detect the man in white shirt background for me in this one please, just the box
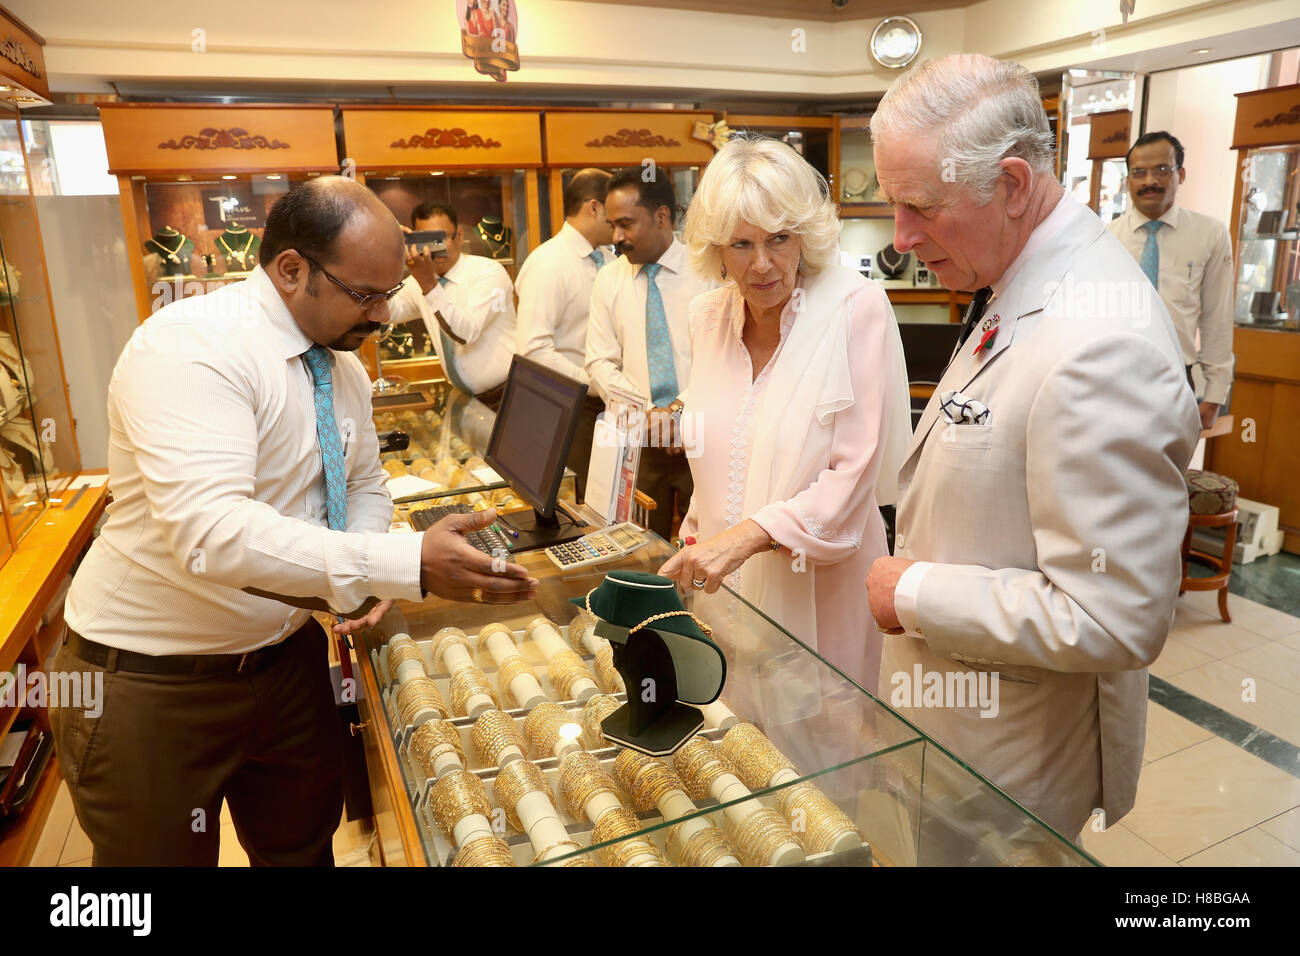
[51,177,537,866]
[1108,131,1235,431]
[586,168,717,540]
[400,202,517,410]
[515,168,613,497]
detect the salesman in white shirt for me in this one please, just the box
[586,168,717,539]
[516,168,614,497]
[51,177,537,866]
[1108,131,1235,430]
[399,202,517,410]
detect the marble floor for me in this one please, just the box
[25,574,1300,868]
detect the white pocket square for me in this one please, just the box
[939,390,991,425]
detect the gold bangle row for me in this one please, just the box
[476,621,514,650]
[546,648,596,700]
[395,676,449,726]
[495,655,537,708]
[613,749,685,812]
[581,694,621,750]
[410,719,466,776]
[558,751,624,821]
[672,737,735,802]
[594,644,624,694]
[731,806,799,867]
[524,616,561,643]
[667,823,739,867]
[386,639,424,676]
[777,784,865,854]
[566,610,598,651]
[453,833,516,867]
[522,700,575,759]
[491,757,553,832]
[431,627,474,669]
[429,768,493,841]
[531,839,590,866]
[720,722,797,790]
[471,709,525,767]
[449,664,499,715]
[590,807,667,867]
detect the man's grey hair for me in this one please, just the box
[870,53,1056,204]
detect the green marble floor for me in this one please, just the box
[1191,549,1300,618]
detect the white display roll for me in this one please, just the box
[578,629,604,657]
[527,619,568,658]
[552,737,582,761]
[714,774,754,812]
[657,789,697,822]
[443,643,475,674]
[452,813,495,848]
[483,630,520,663]
[567,677,600,704]
[394,658,426,685]
[494,744,524,767]
[827,830,864,854]
[582,790,624,824]
[769,767,799,788]
[464,693,495,719]
[702,699,740,731]
[508,674,547,710]
[432,749,465,778]
[516,790,562,836]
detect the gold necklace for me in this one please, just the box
[148,233,186,263]
[217,232,256,268]
[477,219,507,244]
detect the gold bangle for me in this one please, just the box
[495,655,536,708]
[590,807,666,867]
[530,838,586,865]
[471,709,525,767]
[777,784,865,854]
[566,610,598,651]
[431,627,473,669]
[395,676,449,726]
[594,643,625,694]
[410,719,465,776]
[524,616,561,643]
[522,700,575,759]
[476,621,514,650]
[581,694,621,750]
[720,722,796,790]
[558,751,623,821]
[452,833,516,867]
[491,757,553,832]
[547,648,596,700]
[429,768,492,841]
[668,823,739,867]
[613,749,685,812]
[730,806,799,867]
[672,736,735,802]
[449,664,499,716]
[386,639,424,676]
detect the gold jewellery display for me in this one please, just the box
[471,709,526,767]
[410,719,467,777]
[429,768,493,842]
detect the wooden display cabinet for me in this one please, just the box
[1206,84,1300,553]
[541,108,719,238]
[98,104,341,324]
[340,107,545,388]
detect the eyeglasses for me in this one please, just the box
[299,253,405,310]
[1127,164,1178,180]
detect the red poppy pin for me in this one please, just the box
[974,314,1000,355]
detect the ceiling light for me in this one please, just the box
[1192,48,1212,54]
[221,174,238,180]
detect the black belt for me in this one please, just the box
[64,626,301,676]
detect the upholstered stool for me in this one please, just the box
[1180,469,1239,623]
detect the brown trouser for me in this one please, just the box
[637,445,694,541]
[50,617,343,867]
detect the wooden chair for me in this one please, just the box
[1180,469,1239,623]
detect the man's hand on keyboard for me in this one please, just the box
[420,508,538,604]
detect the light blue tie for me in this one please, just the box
[642,261,679,408]
[1140,220,1164,289]
[436,275,473,395]
[588,248,605,269]
[302,345,348,532]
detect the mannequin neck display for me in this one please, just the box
[217,227,260,271]
[476,216,512,259]
[147,227,195,276]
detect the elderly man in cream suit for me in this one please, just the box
[865,54,1200,841]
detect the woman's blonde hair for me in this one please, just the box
[683,134,840,280]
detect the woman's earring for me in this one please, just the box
[797,254,804,273]
[720,264,727,280]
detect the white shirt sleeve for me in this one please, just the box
[1198,223,1235,406]
[517,255,589,382]
[894,561,934,637]
[585,268,641,402]
[425,263,512,346]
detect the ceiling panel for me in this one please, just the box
[586,0,980,23]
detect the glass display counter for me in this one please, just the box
[352,532,1097,867]
[1235,144,1300,328]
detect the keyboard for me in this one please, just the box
[409,503,512,557]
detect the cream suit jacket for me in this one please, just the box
[882,194,1201,839]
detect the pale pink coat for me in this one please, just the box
[679,281,904,694]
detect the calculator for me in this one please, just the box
[545,522,649,569]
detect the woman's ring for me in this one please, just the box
[472,588,485,603]
[692,577,707,589]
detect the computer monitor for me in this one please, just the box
[485,355,589,552]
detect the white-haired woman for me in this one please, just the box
[658,135,911,692]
